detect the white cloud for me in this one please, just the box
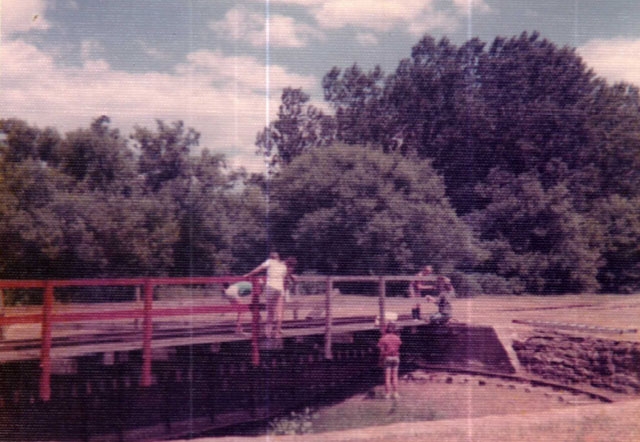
[269,14,325,47]
[0,0,49,35]
[0,40,318,173]
[268,0,323,5]
[407,10,461,37]
[579,38,640,87]
[268,0,488,35]
[210,7,263,45]
[136,40,167,60]
[452,0,490,14]
[311,0,435,31]
[356,32,378,46]
[210,7,323,48]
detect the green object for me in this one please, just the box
[234,281,253,296]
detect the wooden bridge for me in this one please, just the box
[0,275,513,441]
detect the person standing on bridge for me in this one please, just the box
[378,322,402,399]
[408,265,437,298]
[245,251,288,338]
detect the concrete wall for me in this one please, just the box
[513,332,640,394]
[402,323,516,373]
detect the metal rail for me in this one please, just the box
[410,360,616,403]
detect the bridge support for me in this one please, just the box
[39,281,54,401]
[141,280,154,387]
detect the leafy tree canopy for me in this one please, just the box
[0,117,255,281]
[258,31,640,293]
[269,144,484,275]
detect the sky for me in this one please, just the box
[2,0,640,174]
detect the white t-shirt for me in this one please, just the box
[262,258,288,292]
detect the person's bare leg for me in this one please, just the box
[391,366,399,398]
[275,294,284,337]
[385,367,392,398]
[266,293,276,337]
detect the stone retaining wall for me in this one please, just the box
[513,332,640,394]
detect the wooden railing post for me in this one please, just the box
[378,276,386,333]
[133,285,142,330]
[324,276,333,360]
[39,281,54,401]
[0,289,4,340]
[250,278,260,366]
[141,280,153,387]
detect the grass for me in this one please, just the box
[244,395,640,442]
[263,372,602,436]
[310,393,440,434]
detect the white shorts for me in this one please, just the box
[265,286,283,301]
[384,356,400,368]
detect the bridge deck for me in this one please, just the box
[0,294,426,363]
[0,317,423,363]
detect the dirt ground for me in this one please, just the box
[186,292,640,442]
[202,398,640,442]
[335,292,640,340]
[304,371,606,432]
[186,377,640,442]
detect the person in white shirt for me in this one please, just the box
[245,251,288,338]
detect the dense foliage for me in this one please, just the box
[2,31,639,295]
[259,32,640,294]
[268,145,483,275]
[0,116,267,280]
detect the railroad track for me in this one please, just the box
[408,359,617,403]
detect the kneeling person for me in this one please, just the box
[427,277,454,325]
[222,281,253,333]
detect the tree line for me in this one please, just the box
[0,116,266,281]
[1,31,639,296]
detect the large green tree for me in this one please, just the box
[465,170,601,293]
[268,144,483,276]
[0,117,257,280]
[55,116,136,193]
[259,31,640,293]
[130,120,254,276]
[321,33,599,213]
[590,195,640,293]
[256,87,336,168]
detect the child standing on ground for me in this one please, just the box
[377,322,402,399]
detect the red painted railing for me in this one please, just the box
[0,274,433,402]
[0,276,262,402]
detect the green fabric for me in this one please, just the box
[234,281,253,296]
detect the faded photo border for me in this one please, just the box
[1,1,640,441]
